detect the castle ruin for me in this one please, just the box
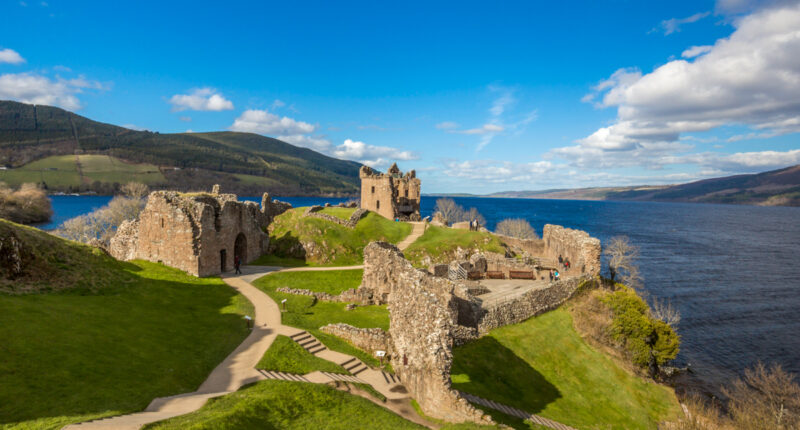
[359,163,421,221]
[110,187,290,277]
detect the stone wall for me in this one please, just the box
[542,224,602,275]
[363,242,492,424]
[320,323,393,357]
[494,233,545,256]
[477,276,589,334]
[110,188,289,277]
[303,206,369,228]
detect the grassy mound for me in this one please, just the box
[252,270,388,368]
[255,208,412,266]
[0,221,253,429]
[145,380,424,429]
[257,335,347,375]
[253,269,363,295]
[451,308,680,430]
[319,207,355,220]
[403,226,507,267]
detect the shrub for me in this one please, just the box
[495,218,538,239]
[0,182,52,224]
[433,198,485,226]
[55,191,146,246]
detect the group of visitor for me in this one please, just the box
[469,219,480,231]
[558,254,571,270]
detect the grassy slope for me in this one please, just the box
[0,154,166,189]
[252,270,388,368]
[451,308,680,430]
[256,207,412,266]
[0,221,252,429]
[145,380,424,430]
[319,207,355,220]
[257,335,347,375]
[403,225,507,267]
[251,269,363,295]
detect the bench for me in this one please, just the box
[485,271,505,279]
[467,271,484,280]
[509,270,535,280]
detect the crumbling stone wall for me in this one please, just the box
[363,242,491,424]
[360,163,421,221]
[495,233,545,256]
[320,323,393,357]
[542,224,601,275]
[110,187,290,277]
[303,206,369,228]
[477,276,589,334]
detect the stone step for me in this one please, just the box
[289,331,308,339]
[381,371,399,384]
[293,334,312,343]
[307,344,327,354]
[299,338,317,347]
[339,357,357,367]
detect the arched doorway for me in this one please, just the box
[234,233,247,265]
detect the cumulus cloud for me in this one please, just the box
[561,3,800,172]
[442,159,554,183]
[0,48,25,64]
[168,88,234,112]
[436,121,459,130]
[230,109,316,135]
[681,45,713,58]
[457,123,505,135]
[332,138,418,167]
[655,11,710,35]
[0,72,105,110]
[277,134,333,152]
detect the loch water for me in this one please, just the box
[41,195,800,397]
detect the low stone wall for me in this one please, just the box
[275,286,372,304]
[485,257,543,279]
[543,224,601,276]
[494,233,545,256]
[303,206,369,228]
[320,323,393,357]
[477,276,589,334]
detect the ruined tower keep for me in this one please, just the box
[359,163,421,221]
[110,187,291,277]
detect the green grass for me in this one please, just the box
[248,254,313,267]
[404,225,508,267]
[319,207,355,220]
[267,207,412,266]
[252,270,389,368]
[251,269,363,295]
[257,335,347,375]
[0,154,165,189]
[145,380,424,429]
[0,258,252,430]
[450,308,681,430]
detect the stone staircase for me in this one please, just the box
[257,369,310,382]
[380,370,400,384]
[290,330,327,355]
[339,356,369,376]
[458,392,577,430]
[320,371,366,384]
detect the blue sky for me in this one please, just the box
[1,0,799,193]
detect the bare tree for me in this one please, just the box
[495,218,538,239]
[55,195,146,247]
[120,182,149,199]
[434,198,464,225]
[604,235,642,288]
[723,362,800,430]
[650,297,681,326]
[0,182,53,224]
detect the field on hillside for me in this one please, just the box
[255,208,412,266]
[0,154,166,190]
[0,223,252,429]
[451,308,680,429]
[403,225,508,267]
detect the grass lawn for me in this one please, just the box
[145,380,424,429]
[266,207,412,266]
[248,254,314,267]
[257,335,347,375]
[252,270,389,368]
[252,269,362,295]
[403,225,507,267]
[0,251,252,429]
[451,308,681,430]
[0,154,165,189]
[319,207,355,220]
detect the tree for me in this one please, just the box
[464,207,486,227]
[0,182,53,224]
[434,198,464,225]
[650,297,681,326]
[55,194,147,247]
[723,362,800,430]
[495,218,538,239]
[120,182,149,199]
[604,235,642,288]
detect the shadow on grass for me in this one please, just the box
[451,336,561,414]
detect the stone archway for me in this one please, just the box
[234,233,247,264]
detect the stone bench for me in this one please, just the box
[509,270,535,280]
[486,271,505,279]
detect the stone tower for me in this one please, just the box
[359,163,421,221]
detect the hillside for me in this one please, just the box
[485,165,800,207]
[0,100,361,196]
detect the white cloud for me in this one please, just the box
[681,45,713,58]
[436,121,459,130]
[168,88,234,112]
[442,159,554,183]
[271,99,285,109]
[457,123,505,135]
[332,139,418,167]
[0,48,25,64]
[0,72,105,110]
[122,124,146,131]
[179,116,192,122]
[230,109,316,135]
[277,134,333,152]
[562,3,800,172]
[655,11,710,35]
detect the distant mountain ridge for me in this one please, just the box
[487,165,800,207]
[0,100,361,196]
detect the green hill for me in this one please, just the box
[0,100,361,196]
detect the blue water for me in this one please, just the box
[41,195,800,396]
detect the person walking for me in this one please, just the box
[549,270,554,282]
[554,269,560,281]
[234,255,242,274]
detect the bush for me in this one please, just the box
[55,185,147,246]
[0,182,52,224]
[495,218,538,239]
[602,287,679,372]
[433,198,485,226]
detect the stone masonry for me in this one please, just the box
[109,186,291,277]
[359,163,421,221]
[542,224,601,275]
